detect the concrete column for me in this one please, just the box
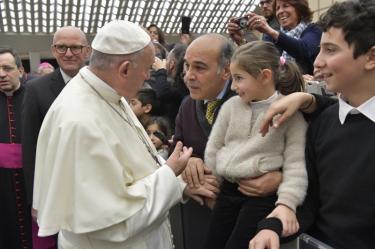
[29,51,41,73]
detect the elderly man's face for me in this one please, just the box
[184,38,227,101]
[51,27,90,77]
[125,44,155,99]
[0,52,22,93]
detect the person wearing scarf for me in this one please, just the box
[246,0,321,75]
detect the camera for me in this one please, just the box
[234,16,249,29]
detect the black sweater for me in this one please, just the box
[298,102,375,249]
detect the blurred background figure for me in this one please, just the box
[145,116,171,160]
[147,24,169,49]
[248,0,321,74]
[36,62,54,77]
[129,88,161,127]
[227,0,279,44]
[228,0,321,75]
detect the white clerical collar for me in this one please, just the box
[60,68,72,84]
[338,95,375,124]
[1,81,21,96]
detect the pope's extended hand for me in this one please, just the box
[166,141,193,176]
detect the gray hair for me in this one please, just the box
[217,40,235,73]
[89,49,142,70]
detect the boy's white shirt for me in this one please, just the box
[338,95,375,124]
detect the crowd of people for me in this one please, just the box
[0,0,374,249]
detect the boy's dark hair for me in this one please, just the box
[137,88,160,115]
[0,48,23,68]
[145,116,171,145]
[318,0,375,59]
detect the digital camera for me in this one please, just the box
[234,16,248,29]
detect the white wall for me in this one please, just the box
[309,0,346,21]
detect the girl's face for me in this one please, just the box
[146,123,164,149]
[275,0,299,30]
[230,63,274,103]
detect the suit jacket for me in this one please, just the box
[171,82,235,249]
[22,69,66,204]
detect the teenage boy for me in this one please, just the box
[249,0,375,248]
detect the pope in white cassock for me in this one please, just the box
[32,20,215,249]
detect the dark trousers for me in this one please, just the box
[204,180,276,249]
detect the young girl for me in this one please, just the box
[145,116,171,160]
[203,41,308,249]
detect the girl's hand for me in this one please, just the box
[249,229,279,249]
[267,204,299,237]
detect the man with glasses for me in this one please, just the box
[21,26,90,249]
[227,0,279,45]
[0,48,32,249]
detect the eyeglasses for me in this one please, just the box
[259,0,272,6]
[53,44,87,55]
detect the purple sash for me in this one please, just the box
[0,143,22,169]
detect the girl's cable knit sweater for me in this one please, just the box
[204,93,308,211]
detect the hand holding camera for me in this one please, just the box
[227,17,246,45]
[233,16,249,30]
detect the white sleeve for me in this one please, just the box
[86,165,184,242]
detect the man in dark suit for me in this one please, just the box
[172,34,282,249]
[0,47,32,249]
[21,26,90,249]
[171,34,234,249]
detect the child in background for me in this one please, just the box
[202,41,308,249]
[129,88,160,126]
[145,116,171,160]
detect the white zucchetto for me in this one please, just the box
[92,20,151,55]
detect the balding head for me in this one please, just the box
[184,33,233,100]
[188,34,234,72]
[51,26,91,77]
[53,26,87,45]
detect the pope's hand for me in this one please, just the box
[166,141,193,176]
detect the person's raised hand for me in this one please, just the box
[152,57,167,71]
[166,141,193,176]
[227,17,245,45]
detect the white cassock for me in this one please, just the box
[33,66,186,249]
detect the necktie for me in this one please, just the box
[205,100,220,125]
